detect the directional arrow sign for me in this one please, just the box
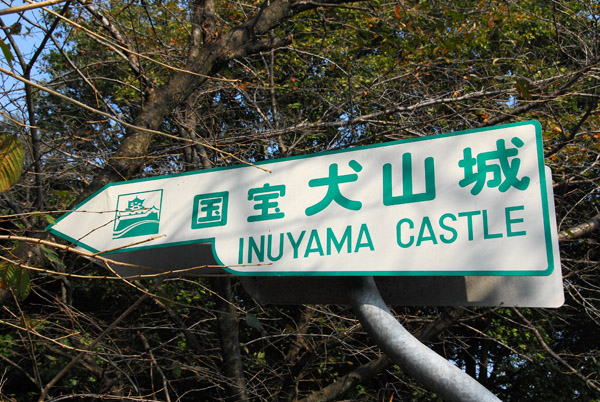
[48,121,557,276]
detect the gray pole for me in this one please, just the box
[349,276,501,402]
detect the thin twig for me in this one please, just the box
[514,308,600,393]
[38,282,161,401]
[0,66,271,172]
[0,0,66,16]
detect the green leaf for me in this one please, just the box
[32,212,56,225]
[0,262,31,301]
[0,134,23,193]
[246,312,263,332]
[40,245,65,270]
[0,38,13,67]
[515,77,532,100]
[172,362,182,378]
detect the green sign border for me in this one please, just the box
[47,120,555,276]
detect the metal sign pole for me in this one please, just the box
[350,276,501,402]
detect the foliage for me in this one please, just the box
[0,37,13,67]
[0,261,30,301]
[0,134,23,193]
[0,1,599,401]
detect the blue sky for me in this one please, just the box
[1,3,46,115]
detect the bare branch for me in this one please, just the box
[559,214,600,241]
[514,309,600,394]
[0,0,67,16]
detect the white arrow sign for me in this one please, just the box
[48,121,557,276]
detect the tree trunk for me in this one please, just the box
[213,277,248,401]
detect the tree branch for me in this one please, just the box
[558,214,600,241]
[38,285,157,401]
[299,307,467,402]
[213,277,248,401]
[298,355,391,402]
[0,0,67,16]
[484,59,600,127]
[79,0,154,90]
[1,1,71,209]
[514,308,600,393]
[82,0,369,198]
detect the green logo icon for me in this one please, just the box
[192,191,229,229]
[113,190,163,239]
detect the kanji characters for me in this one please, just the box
[190,135,532,232]
[383,153,436,205]
[458,137,530,195]
[305,160,363,216]
[191,191,229,229]
[247,183,286,222]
